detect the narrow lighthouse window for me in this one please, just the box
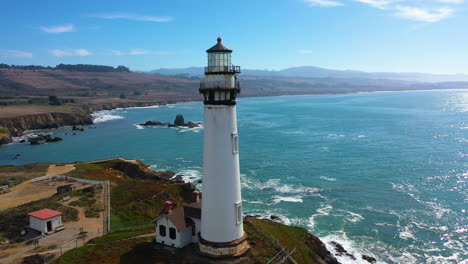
[232,133,239,154]
[235,201,242,225]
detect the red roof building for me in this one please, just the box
[28,209,62,220]
[29,208,64,233]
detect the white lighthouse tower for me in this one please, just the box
[198,37,250,258]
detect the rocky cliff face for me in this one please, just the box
[0,112,93,144]
[0,100,193,146]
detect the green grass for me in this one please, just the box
[0,163,49,174]
[87,228,153,244]
[85,206,103,218]
[52,245,95,264]
[242,218,330,264]
[70,197,96,207]
[52,237,150,264]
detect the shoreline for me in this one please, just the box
[2,87,467,146]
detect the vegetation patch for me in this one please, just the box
[0,163,50,190]
[69,197,96,207]
[87,228,153,244]
[0,195,78,242]
[52,237,150,264]
[110,180,193,230]
[0,177,25,188]
[85,206,103,218]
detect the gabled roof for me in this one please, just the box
[167,207,194,231]
[28,209,62,220]
[206,37,232,53]
[155,202,201,231]
[184,202,201,219]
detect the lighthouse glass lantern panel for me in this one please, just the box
[208,52,231,72]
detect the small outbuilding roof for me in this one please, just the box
[28,209,62,220]
[168,207,195,231]
[155,202,201,231]
[206,37,233,53]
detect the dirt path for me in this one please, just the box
[46,164,75,175]
[0,164,76,211]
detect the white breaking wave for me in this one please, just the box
[280,130,305,135]
[91,110,124,123]
[243,178,320,195]
[346,211,364,223]
[177,125,204,133]
[174,168,203,185]
[308,204,333,230]
[133,124,144,130]
[320,231,381,264]
[273,195,303,204]
[320,176,337,182]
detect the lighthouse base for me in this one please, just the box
[198,234,250,259]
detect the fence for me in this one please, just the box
[110,224,154,233]
[31,174,108,186]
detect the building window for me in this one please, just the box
[169,227,176,240]
[159,225,166,237]
[232,133,239,154]
[235,201,242,225]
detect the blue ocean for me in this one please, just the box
[0,90,467,263]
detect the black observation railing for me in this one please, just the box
[200,80,240,89]
[204,65,241,74]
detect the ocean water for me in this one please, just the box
[1,90,467,263]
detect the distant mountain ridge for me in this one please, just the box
[149,66,468,83]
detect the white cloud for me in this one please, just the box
[0,49,33,58]
[40,24,75,33]
[128,49,149,55]
[88,13,172,22]
[436,0,464,3]
[304,0,460,22]
[298,49,313,54]
[108,49,168,56]
[51,49,91,57]
[305,0,344,7]
[354,0,391,9]
[395,5,454,22]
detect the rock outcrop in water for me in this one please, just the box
[27,134,63,145]
[140,114,201,128]
[140,120,169,126]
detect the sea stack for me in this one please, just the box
[198,37,249,257]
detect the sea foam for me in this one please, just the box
[91,110,124,123]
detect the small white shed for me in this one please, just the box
[28,209,64,234]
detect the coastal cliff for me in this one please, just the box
[0,112,93,144]
[0,100,194,145]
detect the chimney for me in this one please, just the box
[164,201,173,214]
[192,191,200,203]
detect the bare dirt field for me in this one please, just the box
[1,197,104,264]
[0,163,106,263]
[0,165,76,211]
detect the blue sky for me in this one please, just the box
[1,0,467,73]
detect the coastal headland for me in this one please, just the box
[0,158,376,264]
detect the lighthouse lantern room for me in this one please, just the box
[198,38,250,258]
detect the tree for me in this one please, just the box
[119,93,126,99]
[48,96,61,105]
